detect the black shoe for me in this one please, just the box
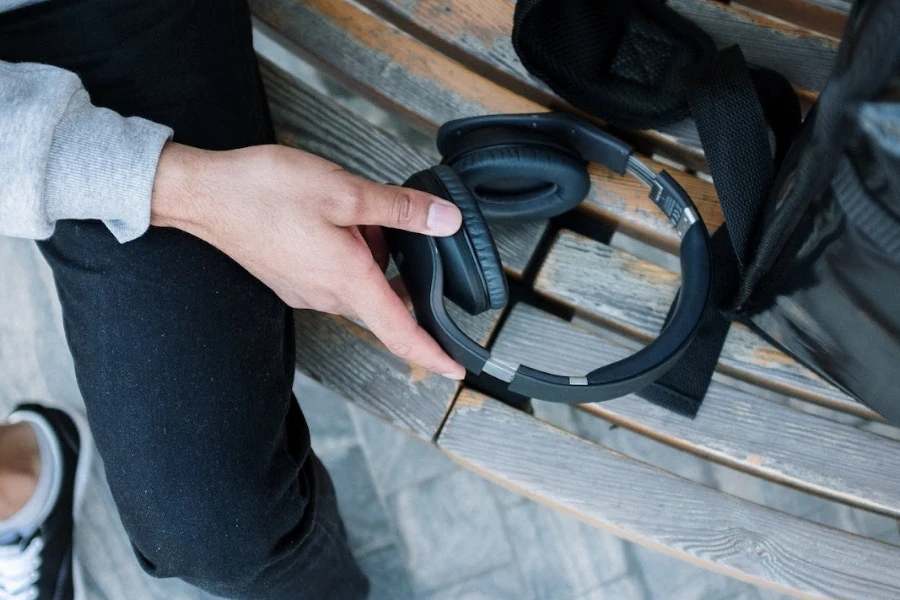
[0,404,92,600]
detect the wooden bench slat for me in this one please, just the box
[803,0,853,13]
[293,303,498,440]
[668,0,838,92]
[732,0,848,39]
[491,303,900,517]
[439,390,900,600]
[489,221,549,278]
[251,0,535,133]
[358,0,539,100]
[262,58,432,179]
[261,57,548,276]
[294,312,454,440]
[250,0,724,251]
[533,230,866,415]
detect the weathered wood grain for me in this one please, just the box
[533,231,864,415]
[492,303,900,516]
[668,0,839,91]
[294,305,499,440]
[262,58,433,179]
[439,390,900,600]
[250,0,532,133]
[732,0,848,38]
[359,0,542,100]
[250,0,724,251]
[447,302,502,346]
[261,58,548,276]
[804,0,852,13]
[490,220,549,278]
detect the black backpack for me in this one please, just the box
[512,0,900,423]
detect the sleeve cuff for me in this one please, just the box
[43,89,174,243]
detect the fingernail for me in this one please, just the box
[442,371,465,381]
[427,200,462,236]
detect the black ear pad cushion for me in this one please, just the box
[442,128,591,221]
[402,166,509,314]
[431,166,509,313]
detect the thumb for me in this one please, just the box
[329,175,462,236]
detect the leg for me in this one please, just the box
[0,422,40,519]
[0,1,367,598]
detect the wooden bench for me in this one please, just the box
[249,1,900,597]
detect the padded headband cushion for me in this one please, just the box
[404,166,509,314]
[442,127,591,221]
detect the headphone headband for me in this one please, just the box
[439,114,700,237]
[438,113,632,174]
[387,113,712,404]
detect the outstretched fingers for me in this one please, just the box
[353,265,465,380]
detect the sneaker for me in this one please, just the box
[0,404,92,600]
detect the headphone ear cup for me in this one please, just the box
[442,127,591,220]
[402,166,509,315]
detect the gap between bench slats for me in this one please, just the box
[533,230,867,416]
[249,0,725,252]
[490,302,900,517]
[439,390,900,600]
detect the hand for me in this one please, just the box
[150,142,466,380]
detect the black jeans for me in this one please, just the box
[0,1,369,598]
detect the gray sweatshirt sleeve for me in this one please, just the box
[1,60,174,243]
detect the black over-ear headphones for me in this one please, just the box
[385,113,712,403]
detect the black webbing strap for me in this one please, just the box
[685,47,776,267]
[640,47,781,416]
[512,0,802,416]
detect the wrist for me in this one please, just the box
[150,142,211,236]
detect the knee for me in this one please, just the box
[124,473,316,598]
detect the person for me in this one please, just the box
[0,403,90,600]
[0,0,467,598]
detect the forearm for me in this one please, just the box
[0,60,172,242]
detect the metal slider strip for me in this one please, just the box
[624,155,698,238]
[482,357,519,383]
